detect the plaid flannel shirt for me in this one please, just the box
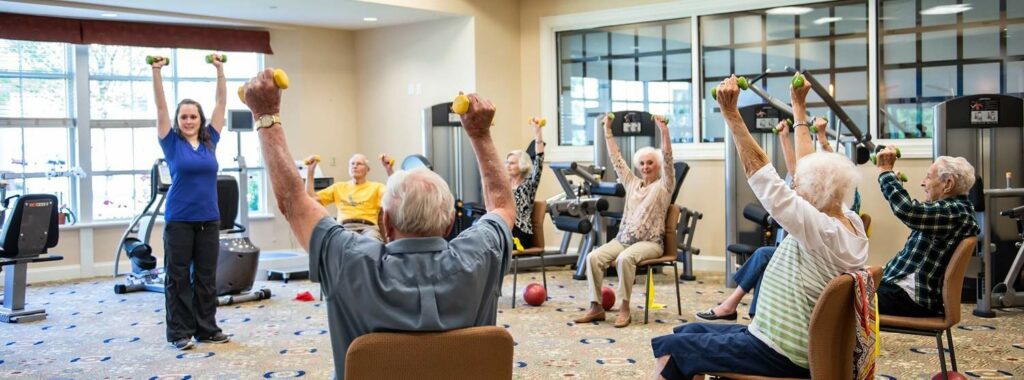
[878,171,979,312]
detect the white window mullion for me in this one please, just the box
[74,44,94,223]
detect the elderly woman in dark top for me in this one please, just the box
[506,118,545,248]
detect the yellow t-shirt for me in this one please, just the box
[317,181,385,224]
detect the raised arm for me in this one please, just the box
[875,147,962,234]
[243,69,328,251]
[151,58,172,139]
[655,115,675,193]
[716,75,770,177]
[460,94,515,228]
[777,120,797,178]
[790,75,815,160]
[531,118,545,155]
[304,155,320,200]
[209,55,227,134]
[814,118,833,153]
[603,113,636,184]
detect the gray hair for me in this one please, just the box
[793,152,860,211]
[507,150,532,175]
[632,147,663,179]
[382,168,455,236]
[935,156,976,196]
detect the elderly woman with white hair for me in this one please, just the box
[874,149,979,317]
[506,118,545,248]
[574,114,673,328]
[650,76,868,379]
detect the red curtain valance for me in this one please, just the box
[0,12,273,54]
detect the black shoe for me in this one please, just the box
[694,308,737,322]
[197,332,231,344]
[171,338,194,350]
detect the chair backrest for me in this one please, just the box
[0,194,59,259]
[807,274,857,379]
[345,326,514,380]
[670,161,690,204]
[217,175,239,231]
[663,205,681,258]
[530,200,546,248]
[942,236,978,327]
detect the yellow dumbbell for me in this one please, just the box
[452,92,470,115]
[238,68,290,103]
[304,155,321,166]
[530,117,547,127]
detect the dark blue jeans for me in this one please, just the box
[733,246,775,317]
[651,323,809,379]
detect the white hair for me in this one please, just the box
[632,147,663,179]
[934,156,976,196]
[793,152,860,211]
[507,150,532,175]
[382,168,455,236]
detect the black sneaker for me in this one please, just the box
[171,338,194,350]
[694,308,738,322]
[197,332,231,344]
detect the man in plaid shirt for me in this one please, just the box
[876,147,980,316]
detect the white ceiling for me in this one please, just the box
[0,0,456,30]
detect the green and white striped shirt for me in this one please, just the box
[746,164,869,368]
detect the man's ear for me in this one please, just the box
[943,177,956,195]
[443,212,456,237]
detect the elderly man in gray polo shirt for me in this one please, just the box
[239,69,515,380]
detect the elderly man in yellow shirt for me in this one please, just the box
[305,153,395,242]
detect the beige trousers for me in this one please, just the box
[342,222,384,242]
[585,239,662,304]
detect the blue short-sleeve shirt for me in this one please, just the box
[158,125,221,222]
[309,212,512,379]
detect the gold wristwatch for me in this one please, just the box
[255,114,281,130]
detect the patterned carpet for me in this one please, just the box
[2,267,1023,379]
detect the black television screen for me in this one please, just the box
[228,109,253,131]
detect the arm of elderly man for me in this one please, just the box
[876,150,974,235]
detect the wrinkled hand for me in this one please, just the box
[876,146,899,172]
[242,68,282,119]
[776,120,790,138]
[151,58,168,69]
[715,75,741,113]
[603,112,614,135]
[211,56,224,69]
[654,115,669,131]
[790,75,811,106]
[458,93,496,138]
[304,154,320,168]
[813,117,828,138]
[530,119,543,136]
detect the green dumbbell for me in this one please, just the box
[869,146,902,165]
[792,72,805,88]
[205,54,228,64]
[710,76,750,101]
[895,171,909,183]
[772,118,793,135]
[146,55,170,65]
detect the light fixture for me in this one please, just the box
[100,13,118,17]
[920,4,972,15]
[363,17,378,22]
[766,7,814,16]
[813,16,843,25]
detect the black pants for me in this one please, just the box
[164,221,222,342]
[512,228,536,249]
[877,282,942,317]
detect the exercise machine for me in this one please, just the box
[547,161,614,279]
[1,194,64,323]
[934,94,1024,317]
[992,204,1024,308]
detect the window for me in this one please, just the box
[700,1,869,142]
[1,38,267,223]
[88,45,266,220]
[879,0,1024,139]
[0,40,75,211]
[557,18,694,146]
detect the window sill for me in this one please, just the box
[58,213,277,231]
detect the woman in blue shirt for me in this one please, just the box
[151,54,228,350]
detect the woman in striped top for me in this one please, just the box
[650,76,868,379]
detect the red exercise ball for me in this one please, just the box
[523,283,546,306]
[931,372,968,380]
[601,286,616,311]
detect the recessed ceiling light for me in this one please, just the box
[921,4,972,15]
[813,16,843,25]
[100,13,117,17]
[363,17,378,22]
[766,7,814,15]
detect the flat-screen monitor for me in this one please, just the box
[228,109,253,131]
